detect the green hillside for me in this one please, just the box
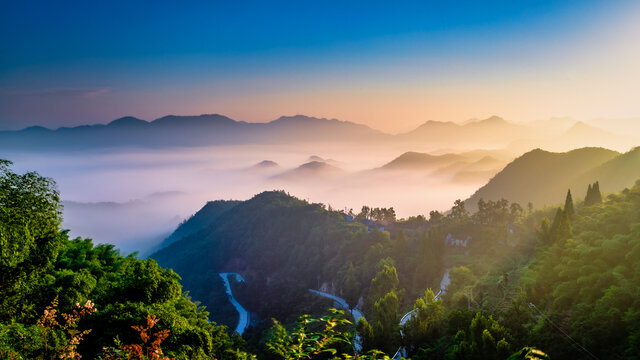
[466,147,620,209]
[160,199,241,248]
[575,146,640,195]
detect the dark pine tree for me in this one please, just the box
[584,181,603,206]
[585,183,593,205]
[564,189,575,220]
[592,181,603,204]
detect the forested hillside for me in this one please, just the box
[160,199,241,248]
[465,147,640,209]
[152,192,441,329]
[408,179,640,359]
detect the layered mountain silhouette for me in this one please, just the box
[0,114,389,150]
[397,116,543,149]
[271,161,344,182]
[380,152,467,171]
[465,147,640,209]
[372,151,508,185]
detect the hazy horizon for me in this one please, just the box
[2,1,640,132]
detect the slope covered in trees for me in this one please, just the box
[423,179,640,359]
[465,147,628,209]
[150,191,456,346]
[160,199,241,248]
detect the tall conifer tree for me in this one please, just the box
[592,181,603,204]
[564,189,575,220]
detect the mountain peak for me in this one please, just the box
[472,115,507,125]
[382,151,465,170]
[108,116,148,127]
[151,114,237,126]
[252,160,280,169]
[567,121,593,131]
[273,115,324,123]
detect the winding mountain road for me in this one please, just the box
[218,266,451,354]
[309,289,365,352]
[219,272,250,335]
[392,268,451,359]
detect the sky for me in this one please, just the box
[1,0,639,132]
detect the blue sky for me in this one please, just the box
[1,0,638,131]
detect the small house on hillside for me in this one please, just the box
[445,233,471,247]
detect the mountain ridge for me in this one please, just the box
[464,146,631,209]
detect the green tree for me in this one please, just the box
[343,263,361,308]
[584,181,603,206]
[402,289,445,350]
[367,265,399,308]
[0,159,64,322]
[371,291,400,354]
[549,208,571,243]
[448,199,469,223]
[446,266,475,308]
[563,189,574,220]
[448,313,513,360]
[393,229,409,260]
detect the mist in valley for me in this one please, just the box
[3,115,639,255]
[3,143,489,255]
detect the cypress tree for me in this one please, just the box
[556,209,572,241]
[585,182,603,206]
[550,208,563,236]
[585,183,593,205]
[550,208,572,242]
[592,181,603,204]
[564,189,575,220]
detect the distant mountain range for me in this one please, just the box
[465,146,640,209]
[0,114,389,150]
[2,113,637,152]
[398,116,541,148]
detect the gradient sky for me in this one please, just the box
[1,0,639,132]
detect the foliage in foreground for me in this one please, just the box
[0,160,245,359]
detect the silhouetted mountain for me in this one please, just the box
[0,114,388,150]
[3,113,637,152]
[251,160,280,170]
[151,191,363,326]
[575,147,640,195]
[108,116,150,128]
[508,121,638,153]
[381,152,467,171]
[272,161,344,181]
[561,121,618,142]
[399,116,539,148]
[588,117,640,136]
[466,147,620,209]
[432,156,506,181]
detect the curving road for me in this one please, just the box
[219,272,250,335]
[309,267,452,358]
[309,289,365,352]
[217,266,450,353]
[392,268,451,359]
